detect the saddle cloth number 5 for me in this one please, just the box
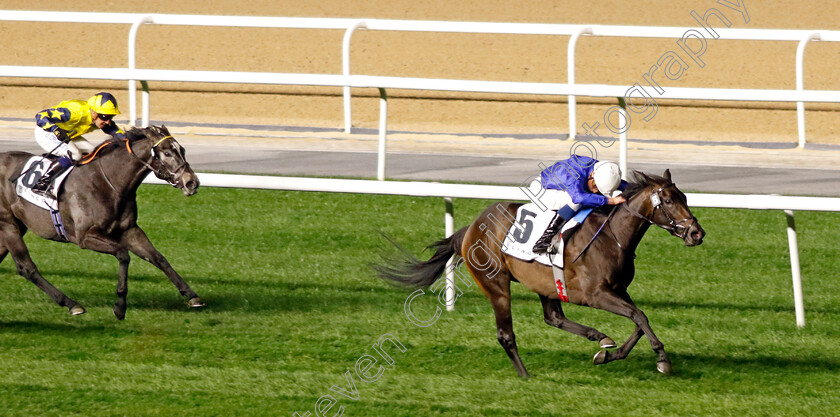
[512,209,537,243]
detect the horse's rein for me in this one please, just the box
[572,204,620,263]
[96,158,117,192]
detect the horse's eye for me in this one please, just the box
[664,198,673,204]
[163,151,172,157]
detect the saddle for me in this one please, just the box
[14,155,75,240]
[501,204,593,302]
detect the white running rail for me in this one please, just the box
[145,173,840,327]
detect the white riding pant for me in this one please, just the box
[34,127,94,161]
[540,189,581,220]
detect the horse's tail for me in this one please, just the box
[375,226,468,288]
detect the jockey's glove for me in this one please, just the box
[54,129,71,144]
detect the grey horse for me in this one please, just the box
[0,125,202,319]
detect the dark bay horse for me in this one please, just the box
[378,170,705,376]
[0,125,202,319]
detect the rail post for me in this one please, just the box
[141,81,150,127]
[795,32,821,149]
[567,26,593,140]
[444,197,455,311]
[377,88,388,181]
[128,15,153,127]
[343,20,367,134]
[618,97,629,180]
[784,210,806,327]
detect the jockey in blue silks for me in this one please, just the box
[532,154,628,254]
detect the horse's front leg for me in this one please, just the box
[589,290,672,374]
[121,227,203,308]
[593,325,644,365]
[77,232,131,319]
[114,250,130,320]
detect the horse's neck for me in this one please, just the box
[100,140,152,191]
[610,196,654,254]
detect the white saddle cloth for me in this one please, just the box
[501,203,593,268]
[15,156,74,211]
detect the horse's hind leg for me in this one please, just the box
[0,224,85,315]
[122,227,203,308]
[0,220,23,266]
[539,295,616,348]
[478,269,530,378]
[491,293,530,378]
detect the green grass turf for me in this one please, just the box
[0,185,838,416]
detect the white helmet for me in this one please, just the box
[592,161,622,197]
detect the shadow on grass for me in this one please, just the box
[2,266,429,317]
[677,351,840,373]
[0,320,138,336]
[399,343,840,381]
[175,284,407,314]
[637,299,840,316]
[25,278,410,315]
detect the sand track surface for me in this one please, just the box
[2,1,839,145]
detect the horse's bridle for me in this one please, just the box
[126,135,189,187]
[624,184,697,239]
[573,183,697,263]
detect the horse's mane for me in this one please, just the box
[81,127,151,162]
[591,170,669,215]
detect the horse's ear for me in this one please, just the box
[627,170,646,185]
[663,169,672,182]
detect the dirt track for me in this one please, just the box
[2,1,840,144]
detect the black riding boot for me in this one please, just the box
[532,212,568,254]
[30,163,69,199]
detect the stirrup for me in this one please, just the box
[532,242,558,254]
[31,187,57,199]
[30,180,57,197]
[31,176,58,199]
[532,235,556,254]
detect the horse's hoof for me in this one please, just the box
[593,350,608,365]
[599,337,617,349]
[188,297,205,308]
[657,361,672,375]
[114,308,126,321]
[69,305,86,315]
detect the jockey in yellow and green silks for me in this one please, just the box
[31,92,126,197]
